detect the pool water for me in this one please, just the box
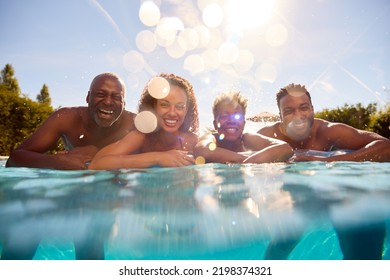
[0,160,389,260]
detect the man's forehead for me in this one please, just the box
[281,92,310,104]
[92,77,124,91]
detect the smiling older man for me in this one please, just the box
[6,72,136,170]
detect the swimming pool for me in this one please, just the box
[0,160,389,260]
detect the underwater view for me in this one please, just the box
[1,160,389,260]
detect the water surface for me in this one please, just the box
[0,160,389,260]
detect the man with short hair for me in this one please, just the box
[258,83,390,162]
[6,72,136,170]
[258,83,390,259]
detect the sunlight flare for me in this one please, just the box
[227,0,275,28]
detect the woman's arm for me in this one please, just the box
[89,130,196,169]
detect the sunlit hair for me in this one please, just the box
[138,73,199,133]
[212,90,248,118]
[89,72,126,95]
[276,83,312,109]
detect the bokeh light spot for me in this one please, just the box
[184,54,205,75]
[218,42,239,64]
[156,17,184,41]
[255,63,277,83]
[233,49,254,72]
[227,0,274,28]
[123,50,145,73]
[218,134,225,140]
[288,91,306,97]
[201,49,220,70]
[135,111,158,133]
[136,30,157,53]
[202,3,223,28]
[208,142,217,151]
[195,156,206,165]
[139,1,161,27]
[166,38,186,58]
[194,25,211,48]
[178,28,199,51]
[147,76,170,99]
[266,24,288,47]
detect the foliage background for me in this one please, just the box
[0,64,62,156]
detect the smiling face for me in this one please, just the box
[279,91,314,141]
[214,101,245,142]
[154,85,188,133]
[86,74,125,127]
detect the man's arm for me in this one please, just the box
[295,123,390,162]
[6,108,96,170]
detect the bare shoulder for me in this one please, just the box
[316,118,385,141]
[52,106,85,118]
[121,110,136,119]
[315,118,357,135]
[257,123,279,136]
[42,107,84,126]
[117,110,136,129]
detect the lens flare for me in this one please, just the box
[123,50,144,73]
[202,3,223,28]
[233,50,254,72]
[208,142,217,151]
[135,111,158,133]
[195,156,206,165]
[147,77,170,99]
[266,24,288,47]
[184,54,205,75]
[139,1,160,27]
[136,30,157,53]
[218,42,239,64]
[255,63,277,83]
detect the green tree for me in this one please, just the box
[1,63,21,94]
[369,106,390,138]
[0,87,54,155]
[36,83,52,105]
[315,103,376,130]
[0,64,59,156]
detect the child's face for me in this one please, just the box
[214,102,245,142]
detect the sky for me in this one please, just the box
[1,0,389,132]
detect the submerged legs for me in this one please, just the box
[335,222,386,260]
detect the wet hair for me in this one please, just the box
[138,73,199,133]
[212,90,248,118]
[89,72,126,95]
[276,83,312,109]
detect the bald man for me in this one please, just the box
[6,72,136,170]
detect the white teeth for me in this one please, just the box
[165,119,177,124]
[100,109,113,114]
[226,128,237,133]
[293,122,305,128]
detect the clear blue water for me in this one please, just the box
[0,160,389,260]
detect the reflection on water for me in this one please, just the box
[0,161,389,260]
